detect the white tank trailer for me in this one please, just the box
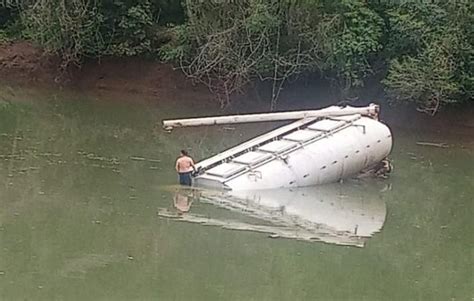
[163,104,393,191]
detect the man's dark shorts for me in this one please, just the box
[178,172,192,186]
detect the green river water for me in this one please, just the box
[0,86,472,300]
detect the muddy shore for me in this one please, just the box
[0,41,212,104]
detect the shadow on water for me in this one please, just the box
[159,182,388,248]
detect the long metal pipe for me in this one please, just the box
[162,104,379,129]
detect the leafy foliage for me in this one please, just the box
[382,2,473,114]
[21,0,105,69]
[0,0,472,112]
[323,0,384,89]
[162,0,284,106]
[96,0,162,57]
[160,0,386,106]
[0,29,9,43]
[4,0,185,68]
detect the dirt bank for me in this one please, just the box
[0,41,60,84]
[0,41,213,105]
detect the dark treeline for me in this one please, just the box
[0,0,472,113]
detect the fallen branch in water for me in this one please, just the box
[416,142,449,148]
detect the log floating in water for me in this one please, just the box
[163,104,379,129]
[416,142,449,148]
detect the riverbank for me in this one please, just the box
[1,41,473,139]
[0,41,59,85]
[0,41,213,106]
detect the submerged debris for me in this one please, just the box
[416,141,449,148]
[130,156,146,161]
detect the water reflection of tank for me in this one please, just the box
[228,185,387,238]
[160,184,387,247]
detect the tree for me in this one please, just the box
[382,2,473,114]
[161,0,385,108]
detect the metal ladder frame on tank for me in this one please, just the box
[195,114,363,183]
[194,117,319,172]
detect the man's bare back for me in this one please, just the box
[176,150,195,186]
[176,156,195,173]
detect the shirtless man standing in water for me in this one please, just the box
[175,150,195,186]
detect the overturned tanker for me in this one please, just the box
[163,104,392,190]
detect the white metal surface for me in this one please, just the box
[307,119,343,132]
[163,104,379,129]
[283,130,322,142]
[258,140,297,153]
[206,163,246,178]
[194,115,392,190]
[232,151,272,166]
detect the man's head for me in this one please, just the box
[180,149,188,156]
